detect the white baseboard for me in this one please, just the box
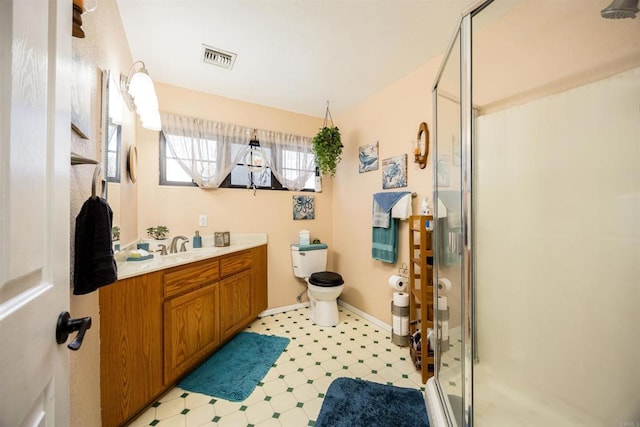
[261,300,460,340]
[337,299,392,332]
[258,302,309,318]
[258,300,392,333]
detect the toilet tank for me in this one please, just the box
[291,244,328,278]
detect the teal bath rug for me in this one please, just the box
[316,377,430,427]
[179,332,290,402]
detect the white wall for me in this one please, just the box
[475,67,640,424]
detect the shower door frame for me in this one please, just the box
[430,1,493,426]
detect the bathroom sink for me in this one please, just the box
[163,247,221,261]
[162,253,194,262]
[190,247,221,254]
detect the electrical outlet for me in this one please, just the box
[199,214,208,227]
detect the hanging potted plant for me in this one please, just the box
[312,101,343,177]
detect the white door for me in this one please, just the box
[0,1,72,426]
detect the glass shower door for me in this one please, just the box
[433,24,465,427]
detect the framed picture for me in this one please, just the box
[382,154,407,189]
[70,53,93,139]
[358,141,379,173]
[293,195,315,220]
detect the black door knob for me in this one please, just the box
[56,311,92,351]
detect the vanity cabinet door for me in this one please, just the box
[251,245,268,317]
[220,269,253,341]
[164,282,220,385]
[99,271,165,427]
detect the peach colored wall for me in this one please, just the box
[69,1,134,425]
[333,56,442,324]
[135,84,328,309]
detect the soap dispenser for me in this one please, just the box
[193,230,202,248]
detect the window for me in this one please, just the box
[106,121,121,183]
[160,133,315,191]
[279,146,316,190]
[159,132,214,186]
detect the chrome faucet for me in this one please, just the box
[156,244,168,256]
[169,236,188,254]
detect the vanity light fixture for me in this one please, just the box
[120,61,161,131]
[413,122,430,169]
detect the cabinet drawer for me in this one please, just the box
[164,259,219,298]
[220,250,252,277]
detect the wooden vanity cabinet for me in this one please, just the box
[99,270,165,427]
[163,258,221,385]
[100,245,267,427]
[218,249,252,340]
[220,269,252,341]
[250,244,268,318]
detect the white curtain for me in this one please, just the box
[257,129,314,191]
[161,112,251,188]
[161,112,314,190]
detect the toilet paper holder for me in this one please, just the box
[391,301,410,347]
[388,263,410,291]
[388,275,408,292]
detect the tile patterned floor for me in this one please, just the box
[127,306,426,427]
[439,330,462,400]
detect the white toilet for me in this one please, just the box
[291,243,344,327]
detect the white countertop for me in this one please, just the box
[116,233,267,280]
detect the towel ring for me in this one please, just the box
[70,152,103,200]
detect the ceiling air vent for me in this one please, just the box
[202,44,237,70]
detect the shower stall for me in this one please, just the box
[426,1,640,426]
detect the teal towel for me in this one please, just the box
[373,191,411,212]
[372,218,398,264]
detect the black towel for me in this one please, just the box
[73,197,118,295]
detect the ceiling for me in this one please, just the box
[115,0,473,117]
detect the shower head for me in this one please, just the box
[601,0,639,19]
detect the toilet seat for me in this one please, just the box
[309,271,344,287]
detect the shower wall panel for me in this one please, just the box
[474,66,640,424]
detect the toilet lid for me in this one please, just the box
[309,271,344,287]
